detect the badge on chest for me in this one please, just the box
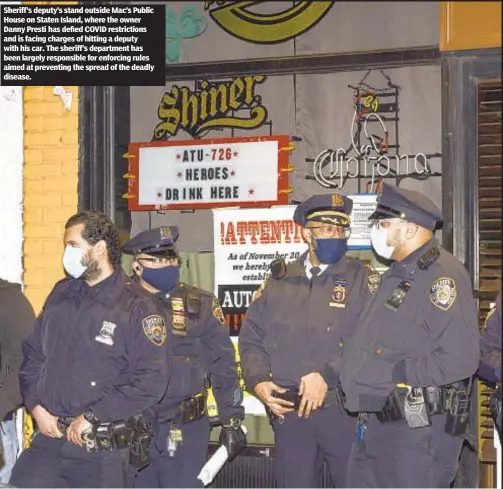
[95,321,117,346]
[329,280,347,308]
[171,297,187,336]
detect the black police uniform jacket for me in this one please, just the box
[339,238,480,413]
[19,268,171,423]
[239,252,380,391]
[156,283,244,424]
[479,292,501,383]
[0,279,36,421]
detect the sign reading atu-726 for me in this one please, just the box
[126,135,292,211]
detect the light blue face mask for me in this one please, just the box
[62,246,88,279]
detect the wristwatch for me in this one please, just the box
[83,411,100,425]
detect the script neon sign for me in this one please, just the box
[313,91,434,189]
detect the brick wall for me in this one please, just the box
[23,86,79,314]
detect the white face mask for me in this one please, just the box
[370,224,395,260]
[63,246,88,278]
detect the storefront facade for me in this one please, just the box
[440,2,502,486]
[10,1,500,486]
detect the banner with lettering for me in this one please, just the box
[213,205,308,415]
[213,205,308,335]
[126,135,292,211]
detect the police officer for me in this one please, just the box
[124,226,246,488]
[479,292,501,441]
[339,183,480,488]
[239,193,381,488]
[10,211,170,488]
[0,277,36,483]
[479,292,501,383]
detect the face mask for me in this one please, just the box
[141,266,180,292]
[63,246,88,279]
[370,225,395,260]
[313,237,348,264]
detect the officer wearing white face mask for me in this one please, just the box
[11,211,170,488]
[339,183,480,488]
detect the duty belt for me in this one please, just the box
[376,386,455,423]
[375,383,472,436]
[57,415,153,456]
[164,391,207,425]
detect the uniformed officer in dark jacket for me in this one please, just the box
[0,279,36,482]
[479,292,501,383]
[0,279,36,423]
[478,292,501,438]
[339,183,480,488]
[123,226,246,488]
[239,193,381,488]
[10,211,170,488]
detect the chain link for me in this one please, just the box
[355,69,400,93]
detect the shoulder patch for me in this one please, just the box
[366,265,381,294]
[417,247,440,270]
[430,277,457,311]
[212,297,226,325]
[251,275,270,304]
[142,315,167,346]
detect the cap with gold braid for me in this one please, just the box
[293,193,353,227]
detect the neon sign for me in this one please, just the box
[311,70,441,189]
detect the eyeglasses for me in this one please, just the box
[307,224,351,238]
[372,219,404,229]
[137,256,178,268]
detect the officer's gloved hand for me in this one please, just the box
[219,418,246,462]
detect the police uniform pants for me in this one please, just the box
[347,413,464,488]
[9,432,134,488]
[273,405,355,488]
[134,417,211,488]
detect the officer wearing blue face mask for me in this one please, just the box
[123,227,246,489]
[239,193,381,488]
[339,183,480,488]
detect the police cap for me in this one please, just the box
[293,193,353,227]
[368,183,442,230]
[123,226,179,255]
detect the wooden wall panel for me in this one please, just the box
[440,2,502,51]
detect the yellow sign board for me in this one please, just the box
[204,1,335,44]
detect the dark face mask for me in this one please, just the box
[313,237,348,264]
[141,266,180,292]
